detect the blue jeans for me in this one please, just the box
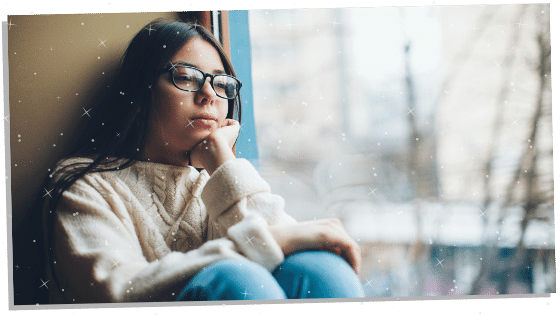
[176,250,365,300]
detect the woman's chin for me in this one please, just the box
[183,132,213,149]
[192,126,220,140]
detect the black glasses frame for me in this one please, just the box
[162,65,242,100]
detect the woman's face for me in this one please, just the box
[143,37,230,166]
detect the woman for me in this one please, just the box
[43,18,364,303]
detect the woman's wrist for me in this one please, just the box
[268,225,295,256]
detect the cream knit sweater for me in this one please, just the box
[44,157,297,304]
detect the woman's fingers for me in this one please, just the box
[343,239,361,274]
[318,219,361,273]
[218,119,240,148]
[270,219,362,274]
[222,118,239,127]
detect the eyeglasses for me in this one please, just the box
[163,65,242,99]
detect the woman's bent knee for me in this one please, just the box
[177,259,286,301]
[274,250,365,298]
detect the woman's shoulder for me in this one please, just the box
[50,156,118,184]
[48,157,133,199]
[50,156,93,178]
[50,155,205,188]
[55,156,95,169]
[53,156,128,173]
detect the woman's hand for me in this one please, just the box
[212,118,240,149]
[190,119,240,174]
[268,218,361,274]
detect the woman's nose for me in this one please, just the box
[194,77,217,106]
[197,77,216,99]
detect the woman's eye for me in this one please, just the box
[175,76,194,81]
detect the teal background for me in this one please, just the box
[0,0,560,315]
[228,10,260,170]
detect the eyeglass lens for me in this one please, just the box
[172,67,239,99]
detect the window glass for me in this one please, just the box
[249,4,553,297]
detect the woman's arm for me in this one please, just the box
[201,163,360,274]
[268,219,361,274]
[193,118,359,273]
[200,158,297,271]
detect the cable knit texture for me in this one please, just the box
[44,158,297,304]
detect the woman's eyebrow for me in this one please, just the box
[170,61,227,74]
[171,61,196,67]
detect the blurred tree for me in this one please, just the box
[498,4,553,294]
[470,4,552,295]
[469,4,527,296]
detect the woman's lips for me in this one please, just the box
[191,117,217,128]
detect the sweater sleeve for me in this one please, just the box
[48,172,249,304]
[201,159,298,271]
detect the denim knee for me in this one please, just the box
[273,250,365,299]
[177,259,287,301]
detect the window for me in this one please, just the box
[247,4,553,296]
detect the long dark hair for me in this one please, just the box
[37,18,242,303]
